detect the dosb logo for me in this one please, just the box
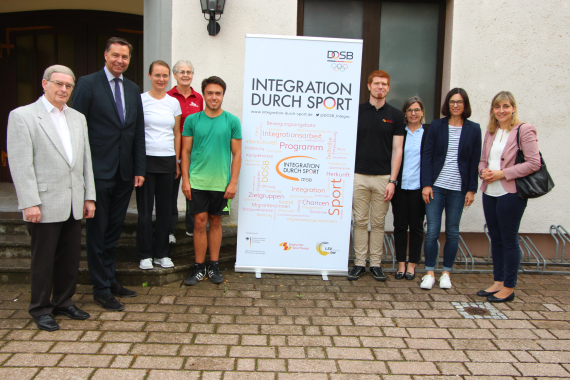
[327,51,353,60]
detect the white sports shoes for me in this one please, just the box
[154,257,174,268]
[139,258,153,270]
[168,234,176,244]
[420,275,436,290]
[439,273,452,289]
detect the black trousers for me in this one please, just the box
[86,170,133,296]
[136,172,173,260]
[169,175,195,235]
[391,188,425,264]
[27,214,81,317]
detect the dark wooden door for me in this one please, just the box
[0,10,143,183]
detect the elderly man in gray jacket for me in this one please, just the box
[7,65,96,332]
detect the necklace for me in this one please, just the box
[498,127,507,142]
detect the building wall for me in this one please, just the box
[0,0,143,15]
[443,0,570,233]
[170,0,298,225]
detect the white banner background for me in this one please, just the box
[236,35,363,277]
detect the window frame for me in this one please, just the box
[297,0,446,121]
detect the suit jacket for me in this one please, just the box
[395,124,430,192]
[71,69,145,180]
[478,123,541,193]
[421,117,482,195]
[7,98,96,223]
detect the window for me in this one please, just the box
[299,0,446,123]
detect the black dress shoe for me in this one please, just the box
[33,314,59,331]
[395,272,405,280]
[53,305,90,320]
[94,293,125,311]
[110,282,138,298]
[476,289,499,297]
[487,292,515,303]
[370,266,387,282]
[405,272,416,281]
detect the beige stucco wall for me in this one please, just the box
[0,0,143,15]
[171,0,298,225]
[442,0,570,233]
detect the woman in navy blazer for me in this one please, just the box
[420,88,481,290]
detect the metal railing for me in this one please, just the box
[348,222,570,275]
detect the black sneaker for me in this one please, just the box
[110,282,138,298]
[93,293,125,311]
[370,266,387,282]
[207,261,224,284]
[347,265,365,281]
[184,263,206,286]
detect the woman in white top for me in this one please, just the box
[477,91,541,302]
[137,60,182,270]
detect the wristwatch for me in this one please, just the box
[388,179,398,185]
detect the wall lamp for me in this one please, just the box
[200,0,226,36]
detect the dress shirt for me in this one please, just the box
[41,95,73,163]
[104,66,126,118]
[401,125,424,190]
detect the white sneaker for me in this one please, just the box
[169,234,176,244]
[139,258,153,270]
[186,231,193,237]
[439,273,452,289]
[420,275,435,290]
[154,257,174,268]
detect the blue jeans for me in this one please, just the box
[483,192,527,288]
[424,186,465,271]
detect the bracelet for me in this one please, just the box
[176,159,181,164]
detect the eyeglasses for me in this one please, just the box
[48,80,74,90]
[449,100,464,106]
[406,108,422,114]
[175,70,193,76]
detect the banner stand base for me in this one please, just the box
[235,265,347,281]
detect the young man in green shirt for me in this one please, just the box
[181,76,242,285]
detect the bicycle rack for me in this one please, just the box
[550,225,570,266]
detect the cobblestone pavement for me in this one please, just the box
[1,270,569,379]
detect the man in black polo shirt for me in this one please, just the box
[348,70,405,281]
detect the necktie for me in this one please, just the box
[114,78,125,125]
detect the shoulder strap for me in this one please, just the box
[516,123,525,149]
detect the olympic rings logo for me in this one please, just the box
[331,63,348,72]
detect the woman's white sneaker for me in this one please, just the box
[439,273,452,289]
[420,275,435,289]
[154,257,174,268]
[139,258,153,270]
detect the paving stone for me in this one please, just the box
[288,336,332,347]
[100,321,146,331]
[147,370,201,379]
[406,328,452,339]
[50,342,102,354]
[465,362,521,376]
[338,360,388,374]
[99,332,147,343]
[91,369,147,379]
[514,363,570,377]
[360,337,406,348]
[339,326,383,337]
[229,346,276,358]
[277,347,305,359]
[236,358,256,371]
[2,330,36,341]
[261,325,304,335]
[306,347,326,359]
[190,323,216,333]
[387,361,439,375]
[100,343,132,355]
[0,341,53,353]
[448,328,495,339]
[58,354,113,368]
[287,359,337,372]
[279,373,329,380]
[529,350,570,363]
[185,357,236,371]
[130,343,180,356]
[131,356,184,369]
[466,350,518,362]
[401,349,422,361]
[217,324,260,334]
[0,368,38,380]
[241,334,268,346]
[223,373,275,380]
[179,345,228,357]
[332,336,361,347]
[382,327,409,338]
[33,330,83,341]
[257,358,287,371]
[3,353,62,367]
[420,349,468,362]
[326,347,374,360]
[195,333,239,345]
[110,355,134,368]
[34,367,95,380]
[436,362,470,375]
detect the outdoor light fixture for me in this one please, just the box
[200,0,226,36]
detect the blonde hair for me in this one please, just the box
[487,91,521,134]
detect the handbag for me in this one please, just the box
[514,124,554,199]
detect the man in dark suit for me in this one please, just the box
[7,65,96,331]
[72,37,146,311]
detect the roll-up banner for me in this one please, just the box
[236,34,363,278]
